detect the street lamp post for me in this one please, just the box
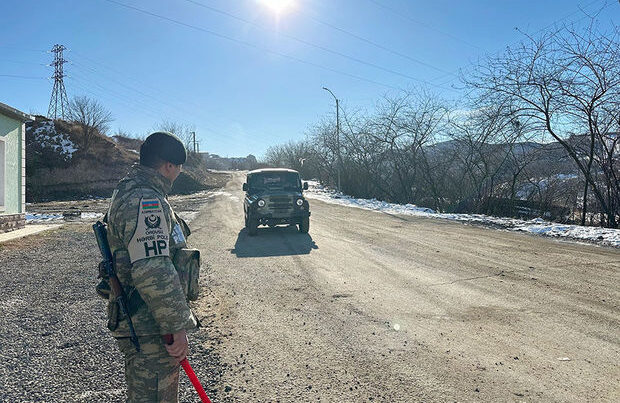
[322,86,341,192]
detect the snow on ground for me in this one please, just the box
[24,183,618,247]
[516,173,580,200]
[32,120,78,159]
[26,213,64,222]
[26,212,104,223]
[209,190,239,202]
[305,181,620,248]
[26,211,203,225]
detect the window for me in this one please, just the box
[248,172,301,192]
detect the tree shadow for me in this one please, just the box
[230,225,319,258]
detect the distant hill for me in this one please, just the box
[25,117,230,201]
[426,139,579,177]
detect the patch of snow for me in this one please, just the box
[81,212,105,220]
[30,121,78,160]
[305,181,620,247]
[516,173,580,200]
[26,212,103,223]
[26,213,63,222]
[556,174,578,180]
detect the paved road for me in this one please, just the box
[191,172,619,402]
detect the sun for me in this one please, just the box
[257,0,295,14]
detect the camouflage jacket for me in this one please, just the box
[106,164,197,338]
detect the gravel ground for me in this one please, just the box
[0,223,222,402]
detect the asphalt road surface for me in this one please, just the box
[190,172,619,402]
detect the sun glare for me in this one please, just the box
[257,0,295,14]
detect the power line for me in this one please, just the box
[530,0,608,34]
[71,59,189,116]
[72,52,205,116]
[290,5,457,76]
[0,45,47,53]
[69,59,248,149]
[69,85,161,128]
[68,73,271,152]
[68,72,167,120]
[69,55,232,139]
[0,74,47,79]
[182,0,455,85]
[424,0,612,87]
[366,0,482,50]
[0,59,47,66]
[100,0,421,91]
[72,55,232,134]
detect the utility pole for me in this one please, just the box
[323,87,341,192]
[190,131,201,154]
[47,44,69,119]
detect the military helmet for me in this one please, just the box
[140,131,187,165]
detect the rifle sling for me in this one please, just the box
[125,287,146,318]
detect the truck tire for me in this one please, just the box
[248,215,259,236]
[298,216,309,233]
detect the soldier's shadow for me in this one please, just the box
[230,225,318,258]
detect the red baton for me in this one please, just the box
[180,358,212,403]
[164,334,212,403]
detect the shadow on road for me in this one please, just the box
[230,225,318,258]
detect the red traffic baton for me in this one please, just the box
[164,334,212,403]
[180,357,212,403]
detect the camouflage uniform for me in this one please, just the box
[106,163,197,403]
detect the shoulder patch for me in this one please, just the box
[128,197,170,263]
[171,222,187,246]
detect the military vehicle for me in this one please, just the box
[242,168,310,236]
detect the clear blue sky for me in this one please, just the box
[1,0,618,158]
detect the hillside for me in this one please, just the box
[25,117,230,201]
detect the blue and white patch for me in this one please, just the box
[171,222,186,245]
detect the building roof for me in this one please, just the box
[248,168,299,175]
[0,101,34,122]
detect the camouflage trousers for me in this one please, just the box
[116,335,180,403]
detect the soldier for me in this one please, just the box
[103,131,198,402]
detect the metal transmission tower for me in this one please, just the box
[47,44,69,119]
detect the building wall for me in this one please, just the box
[0,114,24,215]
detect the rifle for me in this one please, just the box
[93,221,141,352]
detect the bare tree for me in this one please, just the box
[264,140,316,178]
[156,120,197,153]
[466,20,620,227]
[67,96,113,152]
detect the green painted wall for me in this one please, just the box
[0,114,23,215]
